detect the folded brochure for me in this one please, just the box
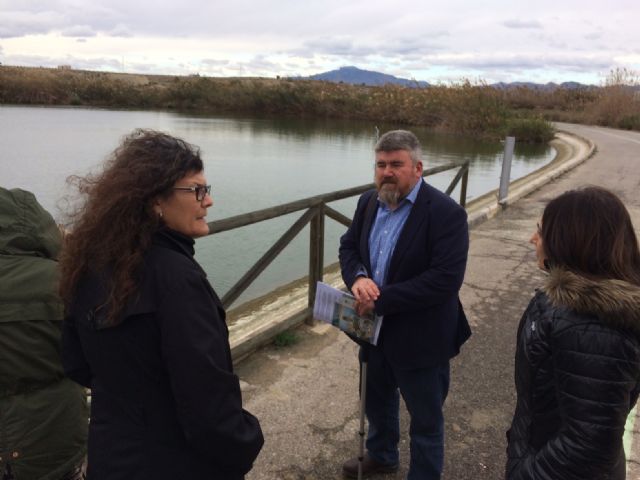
[312,281,383,345]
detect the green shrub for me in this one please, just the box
[506,117,555,143]
[618,114,640,131]
[273,330,299,348]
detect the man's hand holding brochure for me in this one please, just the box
[312,281,383,345]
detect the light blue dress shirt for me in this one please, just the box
[368,179,422,287]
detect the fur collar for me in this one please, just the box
[543,269,640,334]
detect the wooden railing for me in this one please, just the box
[206,160,470,318]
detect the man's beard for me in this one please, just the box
[378,182,400,207]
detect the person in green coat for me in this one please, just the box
[0,187,88,480]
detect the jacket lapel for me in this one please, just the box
[387,181,430,281]
[359,190,379,276]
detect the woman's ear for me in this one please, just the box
[153,198,163,218]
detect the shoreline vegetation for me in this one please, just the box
[1,66,639,143]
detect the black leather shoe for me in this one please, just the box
[342,453,399,478]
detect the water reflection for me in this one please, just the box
[0,105,554,307]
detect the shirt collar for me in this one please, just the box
[405,178,423,204]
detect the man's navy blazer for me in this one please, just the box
[339,181,471,368]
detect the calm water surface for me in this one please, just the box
[0,105,554,306]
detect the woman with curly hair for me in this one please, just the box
[506,186,640,479]
[59,130,263,480]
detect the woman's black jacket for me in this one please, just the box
[62,228,264,480]
[506,268,640,479]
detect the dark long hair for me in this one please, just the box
[541,186,640,285]
[59,129,204,324]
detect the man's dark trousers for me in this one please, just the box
[363,346,450,480]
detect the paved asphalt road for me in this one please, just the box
[236,123,640,480]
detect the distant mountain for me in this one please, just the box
[491,81,595,90]
[306,66,429,88]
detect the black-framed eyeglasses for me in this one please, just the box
[173,184,211,202]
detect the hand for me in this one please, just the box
[351,277,380,303]
[355,299,375,317]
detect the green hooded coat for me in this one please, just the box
[0,187,88,480]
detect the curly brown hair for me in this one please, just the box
[59,129,204,325]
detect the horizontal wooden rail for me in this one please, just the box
[206,161,468,235]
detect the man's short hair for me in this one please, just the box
[375,130,422,165]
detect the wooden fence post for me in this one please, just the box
[307,203,325,323]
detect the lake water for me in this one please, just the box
[0,105,554,307]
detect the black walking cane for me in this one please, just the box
[358,344,369,480]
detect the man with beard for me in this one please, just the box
[339,130,470,479]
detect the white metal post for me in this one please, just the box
[498,136,515,204]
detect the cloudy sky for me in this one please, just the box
[1,0,638,84]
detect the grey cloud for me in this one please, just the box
[386,37,445,56]
[301,37,375,57]
[3,52,121,71]
[0,0,303,39]
[201,59,230,67]
[76,38,87,43]
[584,32,602,40]
[247,54,281,72]
[190,55,288,77]
[197,64,228,76]
[126,62,165,73]
[220,55,301,77]
[420,53,614,74]
[401,54,426,62]
[72,56,122,70]
[109,24,133,38]
[0,0,455,42]
[0,10,66,38]
[529,32,568,50]
[0,3,125,38]
[502,20,543,29]
[423,30,450,39]
[61,25,96,37]
[295,36,443,59]
[546,40,569,50]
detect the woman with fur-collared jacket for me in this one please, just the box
[506,186,640,480]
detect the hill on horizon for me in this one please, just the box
[304,66,429,88]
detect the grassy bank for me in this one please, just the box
[2,66,637,142]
